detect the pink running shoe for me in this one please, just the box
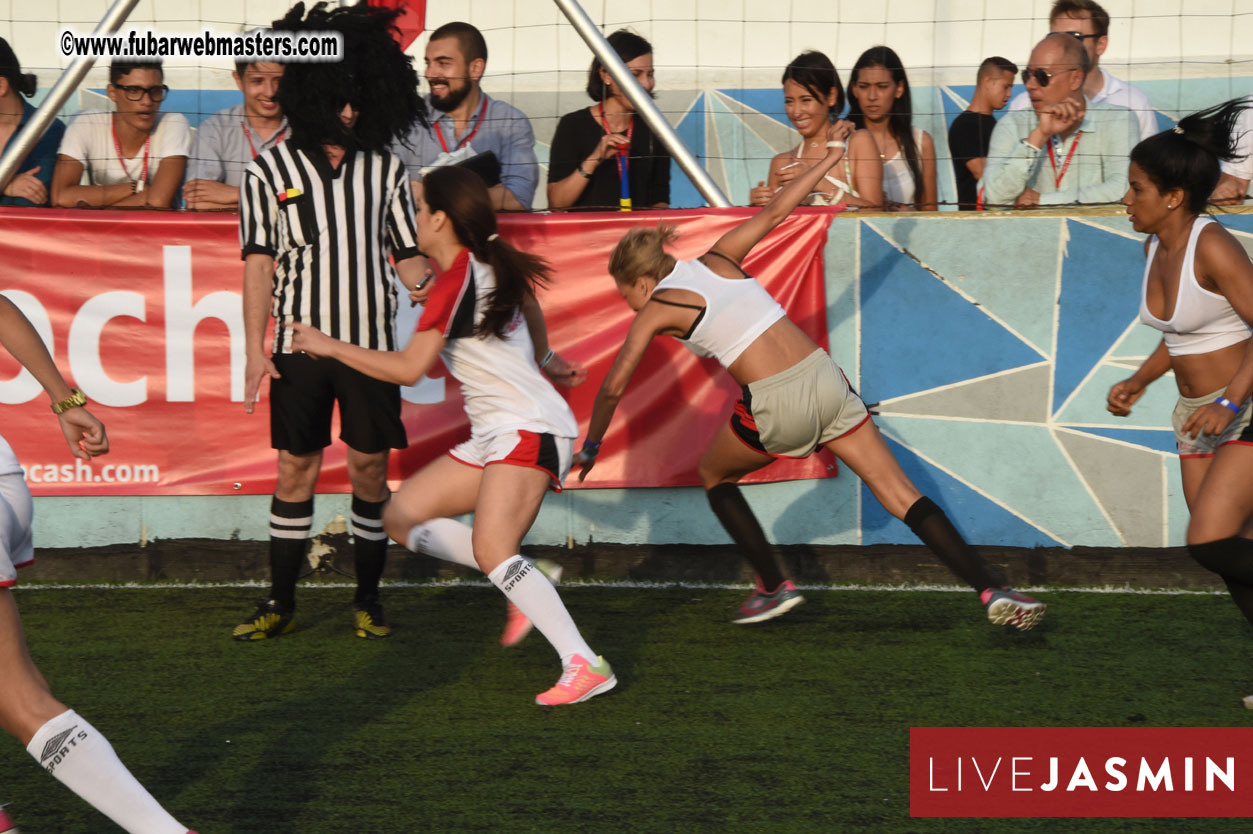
[500,558,563,647]
[535,654,617,706]
[732,578,805,624]
[0,807,18,834]
[981,587,1046,631]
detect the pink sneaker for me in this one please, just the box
[981,587,1046,631]
[535,654,617,706]
[500,559,563,647]
[0,807,18,834]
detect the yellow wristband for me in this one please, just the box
[51,387,86,414]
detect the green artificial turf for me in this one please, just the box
[3,584,1250,833]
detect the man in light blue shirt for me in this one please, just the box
[980,33,1138,208]
[393,22,538,210]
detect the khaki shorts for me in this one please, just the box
[731,349,871,458]
[1171,388,1253,457]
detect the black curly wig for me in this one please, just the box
[272,1,426,152]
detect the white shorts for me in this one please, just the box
[448,430,574,492]
[0,473,34,587]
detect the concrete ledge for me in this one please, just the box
[18,539,1222,590]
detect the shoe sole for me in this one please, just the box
[355,628,392,639]
[535,674,618,706]
[232,620,294,641]
[732,594,805,624]
[986,599,1046,631]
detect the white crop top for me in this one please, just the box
[652,254,787,368]
[1139,217,1251,357]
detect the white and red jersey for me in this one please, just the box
[417,250,578,440]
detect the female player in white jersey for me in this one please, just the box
[0,297,196,833]
[576,120,1045,629]
[289,165,614,706]
[1108,99,1253,650]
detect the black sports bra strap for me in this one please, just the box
[701,249,752,278]
[649,296,705,311]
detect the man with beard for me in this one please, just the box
[393,21,539,210]
[233,1,428,641]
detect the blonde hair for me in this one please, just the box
[608,223,679,284]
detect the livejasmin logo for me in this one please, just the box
[927,754,1235,793]
[910,727,1253,818]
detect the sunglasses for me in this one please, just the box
[1021,67,1078,87]
[1062,31,1102,41]
[113,83,169,102]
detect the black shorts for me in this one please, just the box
[269,353,407,455]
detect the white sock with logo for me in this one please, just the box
[405,518,480,571]
[25,709,186,834]
[488,555,594,665]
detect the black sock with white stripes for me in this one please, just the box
[904,496,1001,592]
[269,496,312,610]
[352,495,389,605]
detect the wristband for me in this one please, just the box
[1215,396,1242,415]
[539,348,555,369]
[580,440,602,458]
[577,165,594,179]
[825,140,847,150]
[51,387,87,414]
[1020,138,1042,152]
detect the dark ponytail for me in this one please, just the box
[0,37,35,98]
[1130,98,1253,214]
[421,166,551,339]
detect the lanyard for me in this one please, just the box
[599,101,634,211]
[1047,131,1082,189]
[242,121,287,158]
[435,95,489,154]
[111,119,150,184]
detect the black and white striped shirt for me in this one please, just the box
[240,139,420,353]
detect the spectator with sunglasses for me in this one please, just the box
[1007,0,1157,141]
[979,32,1138,208]
[52,60,190,208]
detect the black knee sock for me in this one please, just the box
[1221,577,1253,627]
[1188,537,1253,585]
[269,496,312,610]
[904,496,1001,592]
[707,483,786,591]
[352,495,388,604]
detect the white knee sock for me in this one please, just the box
[488,555,594,665]
[405,518,480,570]
[26,709,186,834]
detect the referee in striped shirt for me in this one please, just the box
[233,2,429,642]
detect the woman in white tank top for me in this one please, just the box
[847,46,938,211]
[1107,99,1253,681]
[577,120,1046,631]
[291,167,617,706]
[748,51,884,210]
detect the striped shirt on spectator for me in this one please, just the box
[240,139,421,354]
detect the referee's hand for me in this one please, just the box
[244,353,281,414]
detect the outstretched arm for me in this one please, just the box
[289,322,445,387]
[0,296,108,458]
[576,302,673,480]
[709,120,852,264]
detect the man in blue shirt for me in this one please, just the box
[392,22,539,210]
[0,38,63,207]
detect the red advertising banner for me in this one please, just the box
[911,727,1253,817]
[0,206,834,496]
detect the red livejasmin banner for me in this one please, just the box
[911,727,1253,817]
[0,206,834,495]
